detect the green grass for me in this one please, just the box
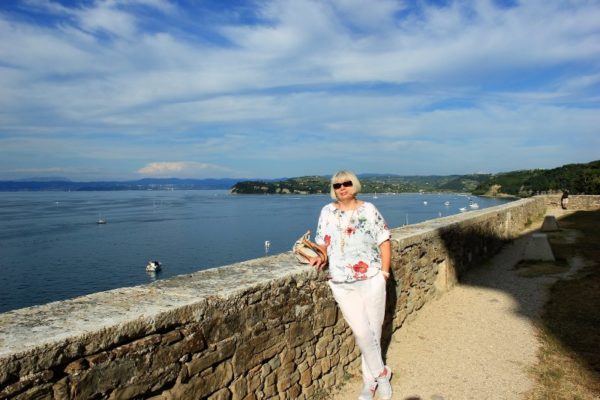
[514,259,570,278]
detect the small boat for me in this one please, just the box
[97,213,107,224]
[444,201,450,206]
[459,207,467,213]
[469,201,480,209]
[146,260,162,272]
[423,201,428,205]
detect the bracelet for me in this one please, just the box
[381,270,390,278]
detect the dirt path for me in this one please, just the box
[331,215,569,400]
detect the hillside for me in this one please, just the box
[472,160,600,196]
[230,174,489,195]
[231,160,600,196]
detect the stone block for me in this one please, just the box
[208,388,232,400]
[232,328,285,376]
[260,363,271,379]
[161,330,183,345]
[311,362,322,380]
[314,304,338,329]
[297,361,309,373]
[108,383,151,400]
[263,383,277,397]
[150,364,181,392]
[299,368,312,388]
[522,233,555,261]
[64,359,88,375]
[321,357,331,374]
[167,361,233,399]
[229,377,248,400]
[265,371,276,388]
[52,377,69,400]
[70,358,138,399]
[287,383,302,399]
[86,352,110,366]
[268,356,281,370]
[11,383,53,400]
[285,320,313,348]
[111,334,161,358]
[186,337,236,377]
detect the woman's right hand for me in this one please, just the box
[309,256,326,270]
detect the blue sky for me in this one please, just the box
[0,0,599,180]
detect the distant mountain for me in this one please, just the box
[0,178,242,191]
[16,176,72,182]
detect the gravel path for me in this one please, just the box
[331,219,564,400]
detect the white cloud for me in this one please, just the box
[137,161,238,178]
[76,3,137,37]
[0,0,599,179]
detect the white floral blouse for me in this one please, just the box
[315,201,390,283]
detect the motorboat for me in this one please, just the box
[444,201,450,206]
[146,260,162,272]
[459,207,467,212]
[469,201,480,209]
[97,218,107,224]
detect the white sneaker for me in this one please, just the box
[376,366,393,400]
[357,381,377,400]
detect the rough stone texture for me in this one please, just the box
[1,196,598,399]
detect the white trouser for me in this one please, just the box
[328,273,387,384]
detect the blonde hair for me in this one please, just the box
[330,170,362,200]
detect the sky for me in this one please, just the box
[0,0,599,181]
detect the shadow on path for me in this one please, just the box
[372,210,600,399]
[431,210,600,396]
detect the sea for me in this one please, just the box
[0,190,513,313]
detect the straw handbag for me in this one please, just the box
[292,230,328,265]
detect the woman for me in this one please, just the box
[561,190,569,210]
[311,170,393,400]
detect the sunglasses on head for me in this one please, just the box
[333,180,353,189]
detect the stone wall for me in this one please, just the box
[1,196,596,399]
[540,194,600,211]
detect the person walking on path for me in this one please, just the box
[310,170,393,400]
[561,190,569,209]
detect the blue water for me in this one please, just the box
[0,191,512,313]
